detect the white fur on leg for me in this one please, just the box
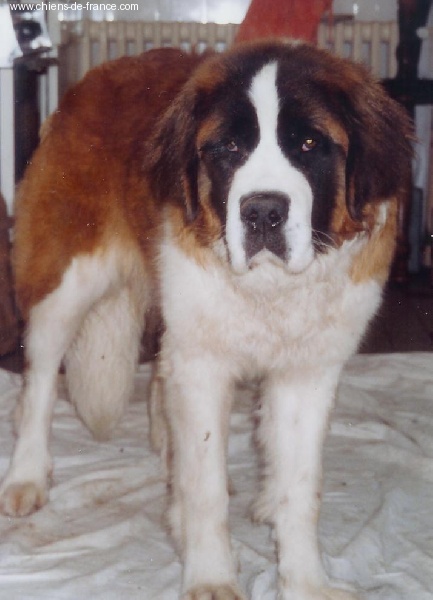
[255,367,359,600]
[148,361,171,477]
[163,350,240,596]
[64,284,145,440]
[0,250,137,516]
[0,356,56,517]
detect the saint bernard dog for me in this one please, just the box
[0,40,412,599]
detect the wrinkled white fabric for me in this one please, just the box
[0,353,432,599]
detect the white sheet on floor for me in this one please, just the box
[0,353,432,599]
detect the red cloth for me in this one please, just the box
[235,0,333,44]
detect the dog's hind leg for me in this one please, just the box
[64,278,146,441]
[0,252,128,516]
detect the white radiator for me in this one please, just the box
[59,20,238,93]
[318,20,398,78]
[59,19,399,94]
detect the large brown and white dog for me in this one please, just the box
[0,41,412,599]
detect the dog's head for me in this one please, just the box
[149,40,412,274]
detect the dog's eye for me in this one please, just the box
[226,140,239,152]
[301,137,317,152]
[199,140,239,156]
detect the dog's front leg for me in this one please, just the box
[256,367,359,600]
[164,350,245,600]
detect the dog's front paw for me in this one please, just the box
[182,583,246,600]
[0,481,48,517]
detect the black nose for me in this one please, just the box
[240,192,289,232]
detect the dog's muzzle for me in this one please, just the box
[240,192,289,263]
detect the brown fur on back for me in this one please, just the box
[13,49,205,317]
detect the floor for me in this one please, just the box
[0,272,432,375]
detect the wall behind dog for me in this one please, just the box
[58,0,251,23]
[59,0,397,23]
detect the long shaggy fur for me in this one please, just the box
[0,40,412,600]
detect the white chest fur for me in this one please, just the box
[159,233,382,379]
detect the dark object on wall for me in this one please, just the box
[0,193,19,356]
[8,1,51,57]
[6,2,56,182]
[383,0,433,283]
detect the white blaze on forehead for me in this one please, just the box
[225,61,314,274]
[249,61,280,146]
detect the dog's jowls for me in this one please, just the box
[0,41,412,599]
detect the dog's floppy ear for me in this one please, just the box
[343,74,413,218]
[147,87,201,222]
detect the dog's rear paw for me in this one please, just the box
[0,482,47,517]
[182,583,246,600]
